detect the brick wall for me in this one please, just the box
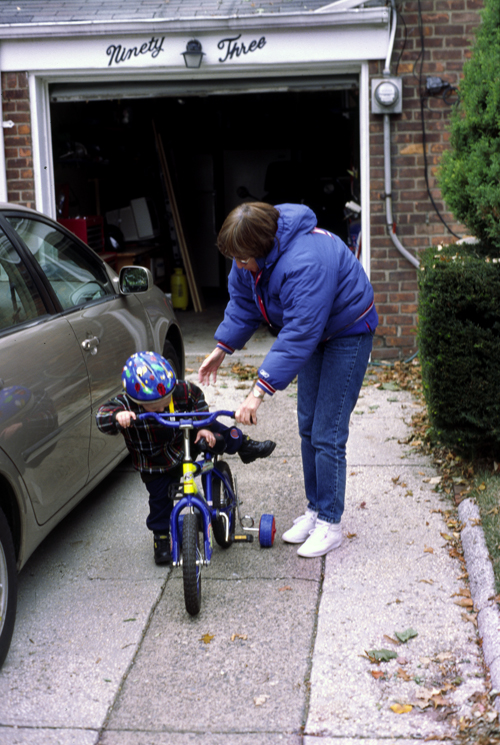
[370,0,483,360]
[2,71,35,207]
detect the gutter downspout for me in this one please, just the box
[0,64,9,202]
[383,0,420,269]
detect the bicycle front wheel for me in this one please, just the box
[182,512,202,616]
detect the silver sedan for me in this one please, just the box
[0,203,184,668]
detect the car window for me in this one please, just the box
[5,216,114,310]
[0,225,47,331]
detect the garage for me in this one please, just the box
[0,2,391,309]
[49,78,360,305]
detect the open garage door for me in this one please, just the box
[49,76,361,306]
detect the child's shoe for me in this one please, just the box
[281,509,318,543]
[297,519,342,558]
[238,436,276,464]
[154,533,171,565]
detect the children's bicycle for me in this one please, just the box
[138,410,276,616]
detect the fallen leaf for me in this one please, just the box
[431,694,448,708]
[359,501,367,509]
[380,381,400,391]
[397,667,412,681]
[254,695,269,706]
[478,483,486,491]
[452,588,471,598]
[383,634,401,646]
[454,597,474,608]
[434,652,453,662]
[419,579,434,584]
[371,670,386,680]
[390,703,412,714]
[278,586,292,592]
[365,649,398,663]
[424,546,434,554]
[231,633,248,641]
[394,628,418,644]
[200,633,215,644]
[347,532,357,539]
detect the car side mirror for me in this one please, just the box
[119,266,153,294]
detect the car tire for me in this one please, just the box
[163,340,182,379]
[0,507,17,670]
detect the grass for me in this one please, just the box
[468,470,500,594]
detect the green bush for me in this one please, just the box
[439,0,500,255]
[418,243,500,456]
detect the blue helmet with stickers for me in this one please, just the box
[122,351,176,404]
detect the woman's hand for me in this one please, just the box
[198,347,226,386]
[116,410,136,428]
[235,391,262,426]
[195,429,216,447]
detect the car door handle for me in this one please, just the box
[81,335,100,354]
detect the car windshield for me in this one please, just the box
[6,216,114,310]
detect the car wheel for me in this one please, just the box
[0,507,17,670]
[163,340,182,379]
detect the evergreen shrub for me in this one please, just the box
[439,0,500,255]
[418,243,500,456]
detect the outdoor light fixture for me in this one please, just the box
[182,39,205,69]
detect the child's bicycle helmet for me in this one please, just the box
[122,351,176,404]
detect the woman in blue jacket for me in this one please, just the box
[199,203,378,558]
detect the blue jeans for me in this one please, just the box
[297,333,373,524]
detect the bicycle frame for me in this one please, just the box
[137,410,237,567]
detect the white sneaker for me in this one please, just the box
[281,509,318,544]
[297,519,343,558]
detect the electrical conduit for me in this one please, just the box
[383,0,420,269]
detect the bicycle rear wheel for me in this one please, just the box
[182,512,202,616]
[211,461,235,549]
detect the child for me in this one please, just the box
[96,351,275,565]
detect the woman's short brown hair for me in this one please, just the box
[217,202,279,260]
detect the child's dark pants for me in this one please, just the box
[144,424,242,534]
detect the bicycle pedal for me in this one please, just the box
[233,534,254,543]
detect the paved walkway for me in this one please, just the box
[180,306,499,742]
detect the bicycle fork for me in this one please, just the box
[170,427,213,568]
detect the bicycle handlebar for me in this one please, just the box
[137,410,235,429]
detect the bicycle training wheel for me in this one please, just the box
[259,514,276,548]
[211,460,235,549]
[182,512,202,616]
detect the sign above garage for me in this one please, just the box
[0,6,390,73]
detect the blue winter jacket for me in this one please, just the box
[215,204,378,394]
